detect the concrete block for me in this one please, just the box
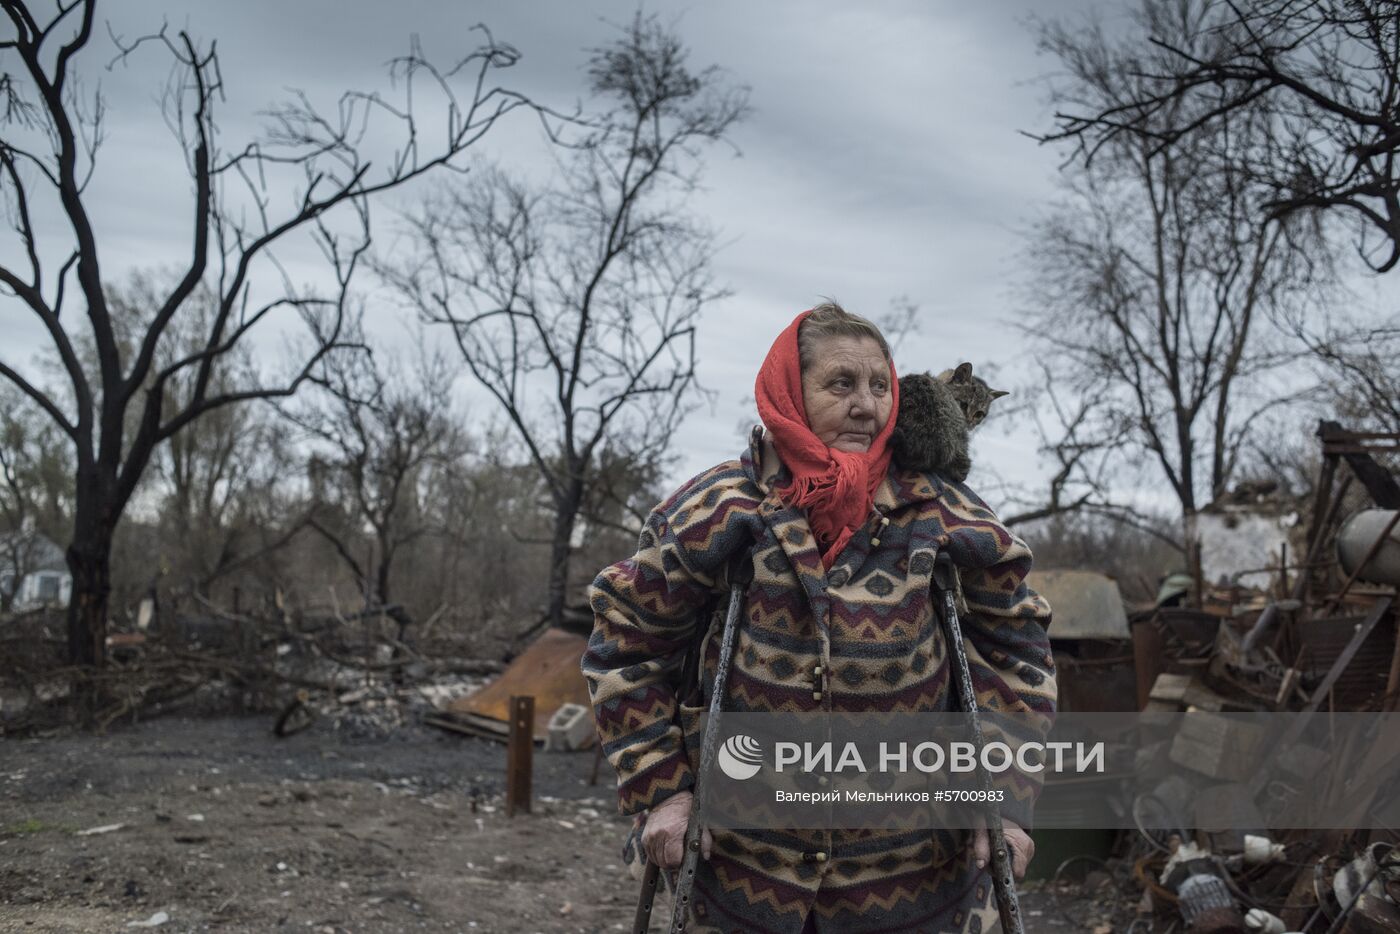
[546,702,594,752]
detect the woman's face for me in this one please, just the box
[800,335,893,453]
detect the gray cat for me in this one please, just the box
[938,362,1008,430]
[890,362,1008,482]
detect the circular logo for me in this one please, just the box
[718,734,763,781]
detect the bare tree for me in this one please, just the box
[157,401,298,601]
[78,272,299,604]
[577,442,671,539]
[0,1,540,669]
[289,318,465,613]
[1020,507,1185,603]
[988,363,1187,556]
[427,426,554,639]
[1284,313,1400,435]
[1002,368,1123,521]
[878,295,922,359]
[1034,0,1400,272]
[377,14,749,628]
[1025,0,1323,582]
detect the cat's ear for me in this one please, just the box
[953,362,973,382]
[990,389,1010,399]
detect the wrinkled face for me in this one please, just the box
[800,335,893,453]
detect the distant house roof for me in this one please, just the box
[1027,569,1130,640]
[0,532,67,575]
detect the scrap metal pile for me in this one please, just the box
[1119,423,1400,933]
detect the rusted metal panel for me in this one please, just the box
[1133,620,1164,711]
[506,695,534,816]
[1052,649,1139,712]
[1029,570,1130,640]
[447,627,591,740]
[1296,610,1397,709]
[1154,608,1221,652]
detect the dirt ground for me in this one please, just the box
[0,716,1130,933]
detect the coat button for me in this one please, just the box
[802,851,829,863]
[812,690,822,701]
[870,537,881,548]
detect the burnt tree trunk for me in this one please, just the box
[65,469,118,669]
[66,543,111,666]
[547,479,584,631]
[375,531,393,607]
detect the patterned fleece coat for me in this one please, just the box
[583,427,1056,934]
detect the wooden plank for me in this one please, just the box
[423,713,509,743]
[1275,667,1303,708]
[1149,673,1192,704]
[1169,712,1265,781]
[1182,679,1229,712]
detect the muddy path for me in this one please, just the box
[2,715,631,933]
[1,716,1126,933]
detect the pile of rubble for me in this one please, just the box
[0,598,502,736]
[1117,424,1400,933]
[1124,835,1400,933]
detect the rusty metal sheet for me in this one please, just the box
[447,627,591,740]
[1153,608,1221,652]
[1028,570,1130,641]
[1296,612,1396,709]
[1052,650,1140,712]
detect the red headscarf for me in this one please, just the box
[754,309,899,570]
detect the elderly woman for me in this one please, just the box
[583,304,1055,933]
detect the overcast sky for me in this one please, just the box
[4,0,1184,509]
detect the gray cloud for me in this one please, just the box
[3,0,1106,506]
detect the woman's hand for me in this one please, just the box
[641,791,713,870]
[971,819,1034,880]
